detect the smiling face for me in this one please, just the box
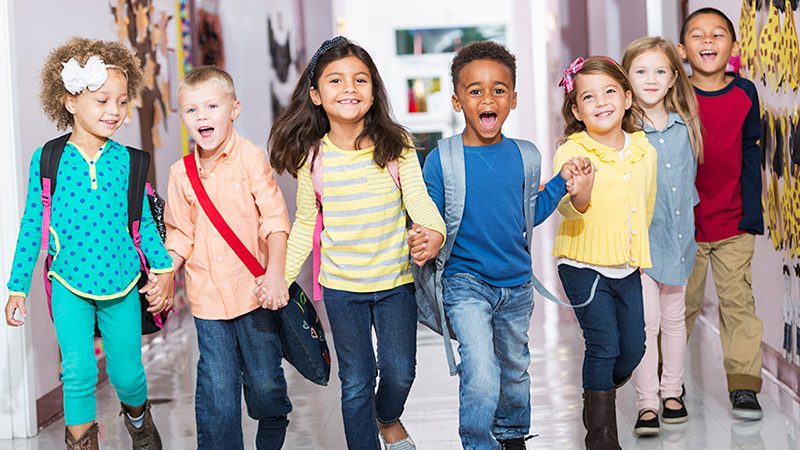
[571,72,632,139]
[178,79,240,154]
[627,49,677,111]
[309,55,374,129]
[65,69,130,140]
[679,12,738,78]
[452,59,517,146]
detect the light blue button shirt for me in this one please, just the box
[643,112,699,286]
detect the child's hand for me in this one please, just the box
[559,157,593,181]
[408,224,444,266]
[145,271,175,314]
[254,272,290,310]
[5,295,26,327]
[567,167,596,213]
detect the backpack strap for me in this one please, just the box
[433,134,467,375]
[513,138,597,308]
[127,147,150,272]
[307,142,402,301]
[39,133,71,251]
[183,153,266,277]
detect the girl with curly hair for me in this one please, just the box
[3,37,174,450]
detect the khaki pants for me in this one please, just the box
[685,233,763,392]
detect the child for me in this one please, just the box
[162,66,292,450]
[3,37,174,449]
[678,7,764,420]
[268,36,446,450]
[622,36,704,436]
[419,41,592,450]
[553,56,657,450]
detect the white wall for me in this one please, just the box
[0,0,37,438]
[8,0,184,408]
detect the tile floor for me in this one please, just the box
[2,296,800,449]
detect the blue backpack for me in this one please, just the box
[413,134,596,375]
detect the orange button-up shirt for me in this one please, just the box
[164,130,290,320]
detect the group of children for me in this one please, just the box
[3,6,766,450]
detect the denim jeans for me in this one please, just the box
[323,283,417,450]
[557,265,646,391]
[194,307,292,450]
[442,273,534,450]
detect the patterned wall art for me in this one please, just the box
[741,0,800,364]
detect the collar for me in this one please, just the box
[643,111,684,133]
[193,129,240,170]
[568,130,649,164]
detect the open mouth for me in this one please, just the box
[338,99,360,105]
[700,49,717,61]
[101,119,118,127]
[594,110,614,118]
[198,126,214,138]
[479,111,498,129]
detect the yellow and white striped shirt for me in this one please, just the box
[285,135,445,293]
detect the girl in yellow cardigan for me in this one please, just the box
[553,56,657,450]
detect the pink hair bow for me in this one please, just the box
[559,57,585,94]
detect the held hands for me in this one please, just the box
[407,224,444,266]
[253,271,290,310]
[560,156,593,182]
[5,295,26,326]
[564,158,596,214]
[141,271,176,314]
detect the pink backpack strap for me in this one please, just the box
[40,178,52,251]
[310,142,325,301]
[386,160,401,189]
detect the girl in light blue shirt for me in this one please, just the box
[622,36,704,437]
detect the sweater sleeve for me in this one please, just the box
[738,77,764,235]
[534,175,567,226]
[284,161,317,285]
[7,148,45,298]
[398,147,445,238]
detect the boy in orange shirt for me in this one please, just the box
[164,66,292,450]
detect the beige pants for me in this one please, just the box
[685,233,763,392]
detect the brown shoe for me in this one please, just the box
[121,401,162,450]
[583,390,621,450]
[65,423,99,450]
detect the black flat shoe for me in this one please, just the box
[662,397,688,424]
[634,409,660,436]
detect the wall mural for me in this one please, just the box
[740,0,800,364]
[110,0,174,183]
[267,2,307,121]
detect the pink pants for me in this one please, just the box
[632,273,687,411]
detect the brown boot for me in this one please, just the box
[121,401,162,450]
[65,423,99,450]
[583,390,621,450]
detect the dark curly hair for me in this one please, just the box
[40,37,144,130]
[450,41,516,88]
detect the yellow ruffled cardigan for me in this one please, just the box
[552,131,658,268]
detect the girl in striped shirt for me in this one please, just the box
[269,37,445,450]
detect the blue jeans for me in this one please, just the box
[557,265,646,391]
[194,307,292,450]
[323,283,417,450]
[442,273,534,450]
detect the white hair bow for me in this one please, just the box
[60,56,109,95]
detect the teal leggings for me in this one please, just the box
[51,279,147,425]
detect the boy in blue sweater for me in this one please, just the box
[412,41,593,450]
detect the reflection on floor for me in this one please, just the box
[3,295,799,449]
